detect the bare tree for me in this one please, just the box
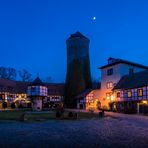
[19,69,32,82]
[0,67,16,80]
[7,68,17,80]
[0,67,7,78]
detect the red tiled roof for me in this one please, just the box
[16,81,30,94]
[46,83,65,96]
[0,78,65,96]
[0,78,17,93]
[113,70,148,90]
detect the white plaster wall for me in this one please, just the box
[101,64,121,90]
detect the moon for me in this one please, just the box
[93,16,96,21]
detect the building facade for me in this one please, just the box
[113,70,148,113]
[27,77,48,111]
[0,78,64,109]
[80,57,148,113]
[98,57,148,110]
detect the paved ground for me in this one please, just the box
[0,112,148,148]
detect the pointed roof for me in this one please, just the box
[68,31,89,40]
[31,76,45,86]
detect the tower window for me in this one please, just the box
[107,68,113,76]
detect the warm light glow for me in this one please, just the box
[142,100,147,104]
[110,95,114,101]
[85,91,99,111]
[107,96,110,100]
[138,89,143,97]
[127,90,132,98]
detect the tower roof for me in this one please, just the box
[31,76,45,86]
[69,31,89,40]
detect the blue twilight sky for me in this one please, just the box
[0,0,148,82]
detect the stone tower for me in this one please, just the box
[65,32,92,108]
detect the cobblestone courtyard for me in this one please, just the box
[0,112,148,148]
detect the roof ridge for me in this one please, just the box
[99,57,148,69]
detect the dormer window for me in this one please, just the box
[107,68,113,76]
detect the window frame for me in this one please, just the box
[106,82,113,89]
[107,68,113,76]
[127,90,132,98]
[138,88,143,97]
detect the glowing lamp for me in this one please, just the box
[142,100,147,104]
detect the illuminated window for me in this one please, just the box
[107,68,113,76]
[106,82,113,89]
[0,94,5,100]
[127,90,132,98]
[138,88,143,97]
[21,94,25,98]
[106,92,112,99]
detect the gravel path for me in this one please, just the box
[0,113,148,148]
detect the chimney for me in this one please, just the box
[108,57,117,64]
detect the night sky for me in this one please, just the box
[0,0,148,82]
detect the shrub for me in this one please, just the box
[18,104,23,108]
[99,111,104,117]
[20,113,28,122]
[11,102,16,108]
[74,113,78,119]
[56,111,62,118]
[27,102,32,108]
[44,102,50,108]
[68,111,74,118]
[2,102,7,108]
